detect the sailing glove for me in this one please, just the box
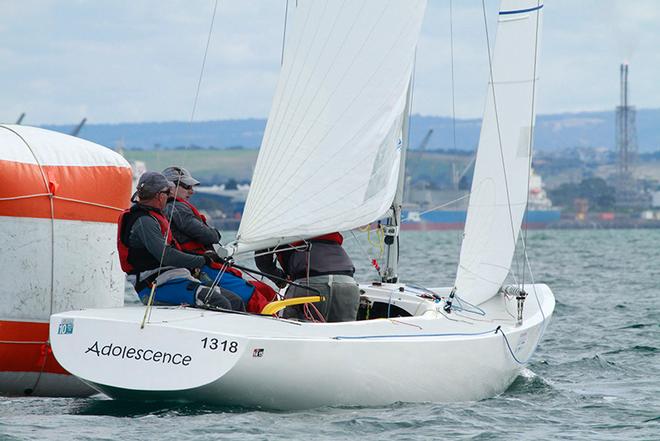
[203,250,222,266]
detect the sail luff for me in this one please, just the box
[454,0,543,305]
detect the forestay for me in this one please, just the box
[233,0,427,254]
[455,0,543,305]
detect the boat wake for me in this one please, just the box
[503,368,555,396]
[70,397,245,417]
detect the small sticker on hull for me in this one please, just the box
[253,348,264,358]
[57,319,74,335]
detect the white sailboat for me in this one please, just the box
[50,0,554,410]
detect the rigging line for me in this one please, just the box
[144,0,220,327]
[206,263,228,304]
[0,193,51,201]
[189,0,219,125]
[523,248,545,325]
[449,0,457,153]
[52,196,125,211]
[496,325,541,365]
[0,340,47,345]
[522,0,542,289]
[447,0,464,263]
[349,230,381,278]
[402,193,470,220]
[280,0,289,66]
[480,0,522,281]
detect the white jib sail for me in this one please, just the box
[454,0,543,305]
[234,0,427,254]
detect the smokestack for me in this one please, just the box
[620,63,628,109]
[614,62,641,209]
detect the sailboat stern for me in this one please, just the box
[49,307,248,397]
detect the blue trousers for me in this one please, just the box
[138,277,196,305]
[138,276,244,311]
[201,265,255,304]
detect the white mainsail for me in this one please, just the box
[454,0,543,305]
[233,0,427,254]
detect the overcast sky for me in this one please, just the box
[1,0,659,125]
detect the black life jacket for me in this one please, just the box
[276,232,352,280]
[117,204,179,274]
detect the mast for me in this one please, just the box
[381,77,414,283]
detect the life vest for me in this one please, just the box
[289,232,343,249]
[277,232,344,275]
[172,198,211,254]
[310,232,343,245]
[170,198,244,277]
[117,204,179,274]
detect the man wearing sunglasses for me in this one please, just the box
[162,166,277,313]
[117,171,245,311]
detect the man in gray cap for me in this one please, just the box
[117,171,245,311]
[162,166,219,252]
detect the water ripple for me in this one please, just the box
[3,230,660,441]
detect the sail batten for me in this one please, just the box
[236,0,426,249]
[454,0,543,305]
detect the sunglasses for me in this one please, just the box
[159,189,171,196]
[179,183,193,190]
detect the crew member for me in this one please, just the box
[117,171,244,311]
[162,166,276,313]
[255,233,360,322]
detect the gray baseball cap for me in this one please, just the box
[162,166,200,187]
[135,171,171,200]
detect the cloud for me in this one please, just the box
[2,0,660,124]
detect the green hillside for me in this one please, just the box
[122,148,472,186]
[123,148,258,183]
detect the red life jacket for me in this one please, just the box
[117,204,180,274]
[172,198,244,277]
[173,198,211,254]
[277,232,344,274]
[290,232,343,248]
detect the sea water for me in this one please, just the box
[1,230,658,440]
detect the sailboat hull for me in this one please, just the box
[50,283,553,410]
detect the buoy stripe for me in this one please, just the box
[0,160,132,223]
[0,320,68,375]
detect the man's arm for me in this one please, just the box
[254,250,286,284]
[132,216,205,269]
[170,202,220,246]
